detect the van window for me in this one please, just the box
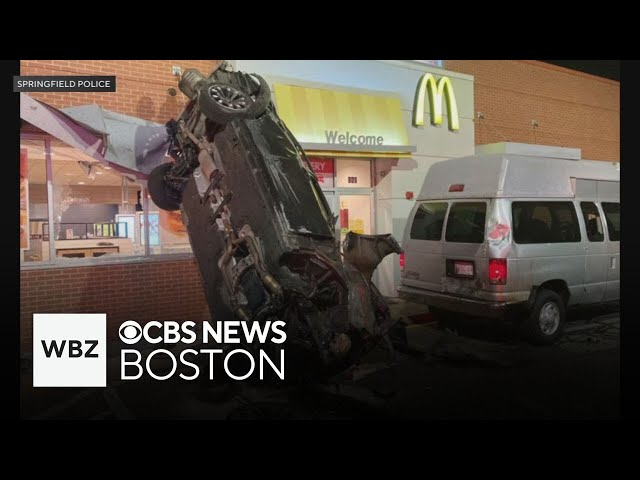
[601,202,620,241]
[580,202,604,242]
[445,202,486,243]
[410,202,448,240]
[512,202,581,244]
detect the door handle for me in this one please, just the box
[611,257,616,269]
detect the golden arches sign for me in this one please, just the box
[412,73,460,131]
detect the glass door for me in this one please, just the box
[338,193,373,244]
[309,156,375,244]
[322,191,339,238]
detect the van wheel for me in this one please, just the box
[523,289,565,345]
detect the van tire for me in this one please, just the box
[523,289,565,345]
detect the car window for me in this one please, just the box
[601,202,620,241]
[512,201,581,244]
[410,202,447,240]
[580,202,604,242]
[445,202,486,243]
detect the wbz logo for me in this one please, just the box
[41,339,99,358]
[33,314,106,387]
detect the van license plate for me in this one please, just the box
[454,262,474,277]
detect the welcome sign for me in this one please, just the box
[273,84,414,153]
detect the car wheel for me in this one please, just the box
[523,289,565,345]
[198,76,270,124]
[147,163,182,211]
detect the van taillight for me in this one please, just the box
[400,252,405,272]
[488,258,507,285]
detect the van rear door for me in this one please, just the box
[441,200,489,297]
[601,201,620,301]
[402,201,448,292]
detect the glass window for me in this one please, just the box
[139,211,160,247]
[149,198,193,254]
[20,139,49,263]
[335,158,371,188]
[580,202,604,242]
[20,136,194,265]
[512,201,581,244]
[445,202,487,243]
[601,202,620,241]
[410,202,448,241]
[50,139,145,260]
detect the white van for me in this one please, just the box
[398,153,620,344]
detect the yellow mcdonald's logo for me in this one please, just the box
[412,74,460,131]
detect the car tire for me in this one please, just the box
[148,163,182,211]
[522,289,566,345]
[245,74,271,118]
[198,76,270,124]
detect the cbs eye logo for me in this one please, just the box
[119,321,142,345]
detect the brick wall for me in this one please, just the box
[20,60,220,123]
[20,61,220,352]
[20,259,211,352]
[445,60,620,161]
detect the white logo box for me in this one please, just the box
[33,313,107,387]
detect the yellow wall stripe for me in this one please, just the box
[274,84,410,149]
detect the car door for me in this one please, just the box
[578,201,607,304]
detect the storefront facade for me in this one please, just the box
[19,60,220,351]
[233,60,475,295]
[19,60,475,351]
[21,60,615,352]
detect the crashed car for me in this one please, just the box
[148,62,401,381]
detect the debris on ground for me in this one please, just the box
[429,330,522,368]
[558,314,620,353]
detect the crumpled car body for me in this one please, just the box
[148,63,401,381]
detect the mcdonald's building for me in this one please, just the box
[232,60,475,296]
[20,60,618,351]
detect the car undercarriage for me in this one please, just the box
[147,62,401,382]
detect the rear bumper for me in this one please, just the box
[397,285,527,319]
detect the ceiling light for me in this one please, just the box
[96,171,104,175]
[104,166,112,170]
[78,181,85,185]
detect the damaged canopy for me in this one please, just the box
[20,92,107,160]
[62,104,170,177]
[20,93,170,178]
